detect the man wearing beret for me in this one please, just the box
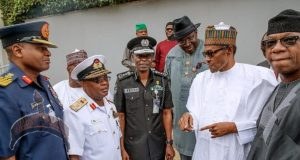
[0,21,68,159]
[164,16,208,160]
[247,9,300,160]
[122,23,148,70]
[178,22,278,160]
[64,55,121,160]
[115,36,175,160]
[53,49,88,108]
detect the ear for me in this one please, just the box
[11,44,24,58]
[226,46,233,55]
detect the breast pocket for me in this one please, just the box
[125,93,140,114]
[87,118,108,135]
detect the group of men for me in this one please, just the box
[0,8,300,160]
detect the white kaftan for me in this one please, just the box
[187,63,278,160]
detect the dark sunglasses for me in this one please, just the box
[85,76,111,84]
[263,35,299,49]
[202,47,228,58]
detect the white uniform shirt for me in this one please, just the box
[64,92,122,160]
[187,63,278,160]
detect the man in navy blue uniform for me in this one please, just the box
[0,21,68,160]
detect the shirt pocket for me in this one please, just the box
[125,93,140,114]
[86,118,109,135]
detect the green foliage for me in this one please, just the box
[0,0,136,25]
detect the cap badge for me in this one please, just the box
[93,59,102,69]
[141,39,149,47]
[41,23,49,39]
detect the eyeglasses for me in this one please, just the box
[263,36,299,49]
[85,76,111,84]
[202,47,228,58]
[178,32,197,45]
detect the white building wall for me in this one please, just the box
[27,0,299,88]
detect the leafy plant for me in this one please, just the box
[0,0,136,25]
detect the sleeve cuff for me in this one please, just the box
[235,121,257,145]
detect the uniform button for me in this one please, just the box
[117,146,120,150]
[147,117,150,120]
[129,137,133,140]
[148,131,151,134]
[146,104,149,107]
[131,97,134,100]
[113,131,116,134]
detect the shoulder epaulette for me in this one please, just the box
[69,97,88,112]
[0,73,14,87]
[117,71,134,80]
[153,70,168,77]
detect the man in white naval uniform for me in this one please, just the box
[178,22,278,160]
[53,49,113,109]
[64,55,121,160]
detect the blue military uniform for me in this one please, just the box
[0,64,68,159]
[0,21,68,159]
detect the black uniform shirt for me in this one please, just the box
[114,69,173,160]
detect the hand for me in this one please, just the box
[121,148,130,160]
[200,122,237,138]
[165,145,175,160]
[178,112,193,132]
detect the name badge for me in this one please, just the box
[124,88,139,94]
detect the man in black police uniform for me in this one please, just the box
[0,21,68,160]
[114,36,175,160]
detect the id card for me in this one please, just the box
[153,99,160,114]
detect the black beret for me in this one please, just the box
[127,36,157,55]
[0,21,57,48]
[267,9,300,35]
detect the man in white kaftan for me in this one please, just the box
[179,22,278,160]
[53,49,88,108]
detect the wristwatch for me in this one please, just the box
[166,139,173,145]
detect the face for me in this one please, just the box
[203,45,232,73]
[13,43,51,73]
[136,29,148,37]
[82,74,110,100]
[165,24,174,39]
[132,53,153,72]
[178,31,198,54]
[265,32,300,80]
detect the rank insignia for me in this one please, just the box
[70,97,88,112]
[0,73,14,87]
[22,76,33,84]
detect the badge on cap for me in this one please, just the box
[41,23,49,40]
[93,59,102,69]
[141,39,149,47]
